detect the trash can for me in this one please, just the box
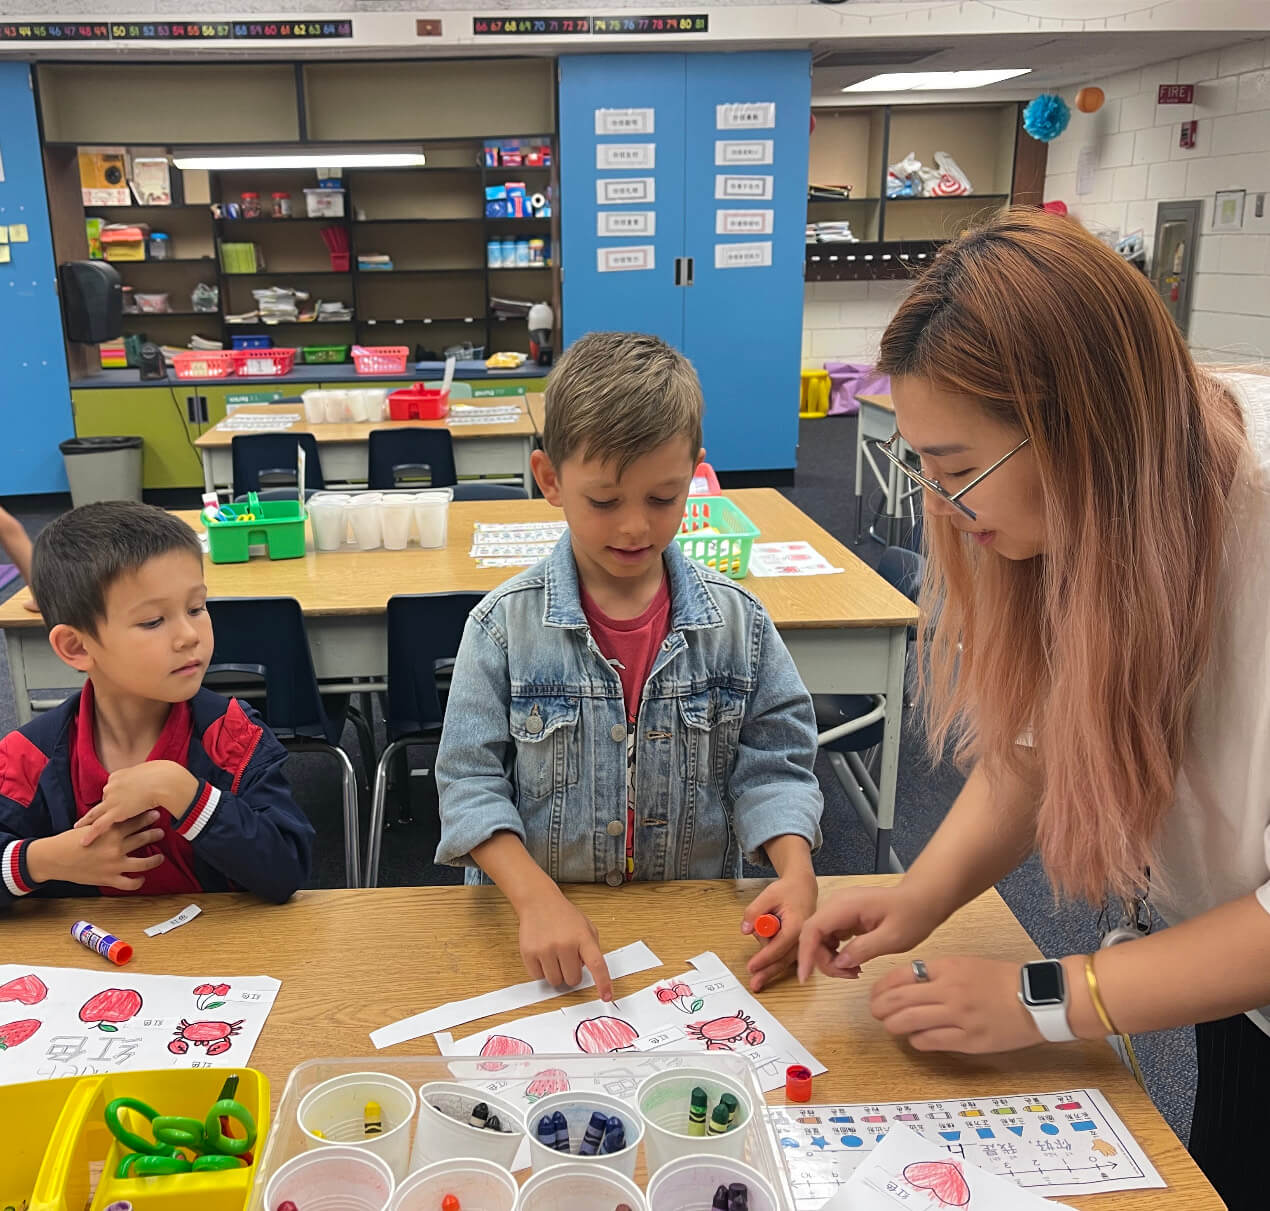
[58,436,143,508]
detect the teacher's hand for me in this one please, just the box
[870,957,1045,1054]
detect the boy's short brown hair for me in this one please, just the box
[542,332,704,476]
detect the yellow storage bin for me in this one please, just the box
[799,369,830,419]
[17,1067,269,1211]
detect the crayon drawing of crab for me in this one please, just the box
[685,1010,766,1051]
[167,1018,243,1057]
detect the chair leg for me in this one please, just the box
[285,740,362,888]
[824,749,903,874]
[366,737,411,889]
[347,706,377,794]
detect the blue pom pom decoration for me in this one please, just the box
[1023,94,1071,143]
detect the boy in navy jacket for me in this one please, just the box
[0,501,312,907]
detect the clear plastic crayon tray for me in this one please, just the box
[249,1052,797,1211]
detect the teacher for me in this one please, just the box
[798,209,1270,1211]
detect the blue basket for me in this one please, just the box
[232,335,273,351]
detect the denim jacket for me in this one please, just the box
[436,535,823,885]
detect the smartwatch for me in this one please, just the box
[1018,960,1077,1043]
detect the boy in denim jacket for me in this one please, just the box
[437,333,823,997]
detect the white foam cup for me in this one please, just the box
[645,1154,778,1211]
[524,1089,642,1179]
[389,1156,518,1211]
[381,495,414,550]
[264,1144,396,1211]
[636,1067,751,1175]
[517,1162,649,1211]
[411,487,452,550]
[409,1082,524,1171]
[297,1071,417,1181]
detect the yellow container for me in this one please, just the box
[799,369,830,419]
[16,1067,269,1211]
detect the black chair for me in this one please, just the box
[365,592,483,887]
[450,483,528,501]
[813,545,925,874]
[230,433,325,496]
[205,597,373,887]
[367,429,457,491]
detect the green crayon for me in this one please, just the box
[707,1103,731,1136]
[688,1086,708,1136]
[720,1092,739,1125]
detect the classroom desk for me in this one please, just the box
[855,393,918,545]
[2,876,1219,1210]
[0,490,917,870]
[193,397,543,495]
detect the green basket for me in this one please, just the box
[301,344,350,364]
[203,494,308,564]
[674,495,758,579]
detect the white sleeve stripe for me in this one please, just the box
[182,784,221,842]
[3,840,31,897]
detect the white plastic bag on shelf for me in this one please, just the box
[929,151,973,196]
[886,151,925,198]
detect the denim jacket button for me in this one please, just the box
[606,819,624,836]
[610,724,627,742]
[605,869,624,886]
[526,715,544,735]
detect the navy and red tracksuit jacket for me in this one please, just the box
[0,686,313,907]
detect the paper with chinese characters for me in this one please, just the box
[0,964,279,1085]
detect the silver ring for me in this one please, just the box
[911,959,930,983]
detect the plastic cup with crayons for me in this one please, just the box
[298,1071,417,1182]
[524,1089,643,1179]
[389,1156,518,1211]
[645,1154,778,1211]
[636,1068,752,1176]
[517,1161,649,1211]
[410,1082,524,1172]
[263,1144,396,1211]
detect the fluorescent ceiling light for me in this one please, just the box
[844,69,1031,92]
[172,150,427,170]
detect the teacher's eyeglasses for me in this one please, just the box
[869,432,1031,522]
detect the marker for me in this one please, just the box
[707,1104,731,1136]
[551,1109,570,1152]
[70,920,133,966]
[536,1115,555,1148]
[364,1101,382,1135]
[468,1101,489,1128]
[688,1086,708,1135]
[442,1197,461,1211]
[712,1186,730,1211]
[580,1110,608,1155]
[485,1114,502,1132]
[720,1093,739,1125]
[754,913,781,939]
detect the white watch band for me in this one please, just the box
[1026,999,1078,1044]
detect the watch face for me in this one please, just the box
[1022,961,1065,1006]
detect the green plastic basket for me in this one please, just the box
[675,495,758,579]
[301,344,350,364]
[203,494,307,564]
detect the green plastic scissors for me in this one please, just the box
[106,1079,257,1177]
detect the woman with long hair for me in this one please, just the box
[798,208,1269,1210]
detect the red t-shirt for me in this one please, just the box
[581,576,672,880]
[69,680,204,896]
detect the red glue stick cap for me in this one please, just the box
[786,1064,813,1103]
[754,913,781,939]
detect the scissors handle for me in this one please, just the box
[116,1150,193,1178]
[105,1097,178,1158]
[194,1153,245,1171]
[154,1114,207,1151]
[205,1098,257,1155]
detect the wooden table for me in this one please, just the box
[194,397,543,495]
[2,877,1218,1209]
[0,490,916,870]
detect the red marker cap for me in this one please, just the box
[754,913,781,939]
[786,1064,813,1103]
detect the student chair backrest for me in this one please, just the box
[385,592,484,737]
[367,428,457,491]
[424,380,474,399]
[230,433,326,495]
[877,545,924,603]
[205,597,337,744]
[450,483,528,501]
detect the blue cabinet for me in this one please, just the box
[560,51,810,474]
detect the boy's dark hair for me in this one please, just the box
[32,500,203,635]
[542,331,704,477]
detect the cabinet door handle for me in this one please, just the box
[684,256,694,286]
[673,256,684,286]
[198,396,209,424]
[185,395,197,424]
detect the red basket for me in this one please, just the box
[352,345,410,376]
[330,251,350,272]
[173,351,235,380]
[388,385,450,421]
[231,348,298,377]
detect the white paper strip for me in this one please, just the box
[595,107,655,135]
[715,240,772,269]
[717,101,776,130]
[598,245,656,273]
[144,903,202,936]
[370,939,662,1049]
[715,139,774,166]
[715,174,774,200]
[597,177,656,205]
[598,210,656,237]
[716,209,773,235]
[596,142,656,170]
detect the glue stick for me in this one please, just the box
[71,919,133,965]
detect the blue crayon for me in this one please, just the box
[536,1115,555,1149]
[602,1115,626,1153]
[551,1110,570,1152]
[579,1110,607,1156]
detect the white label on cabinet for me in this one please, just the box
[596,142,656,170]
[595,107,655,135]
[715,241,772,269]
[597,177,656,205]
[716,209,774,235]
[598,245,656,272]
[715,139,774,166]
[598,210,657,237]
[715,174,774,200]
[717,102,776,130]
